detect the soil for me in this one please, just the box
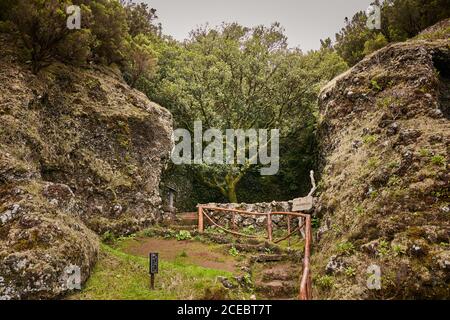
[121,238,239,272]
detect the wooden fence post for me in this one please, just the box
[287,216,291,247]
[198,206,204,233]
[267,214,273,242]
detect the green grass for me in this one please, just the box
[70,244,236,300]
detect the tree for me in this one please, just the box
[334,11,373,66]
[123,34,157,88]
[147,23,347,202]
[363,33,389,56]
[122,0,159,37]
[88,0,130,65]
[9,0,81,72]
[333,0,450,66]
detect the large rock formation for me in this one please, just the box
[313,25,449,299]
[0,34,173,299]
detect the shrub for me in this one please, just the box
[336,241,355,255]
[176,230,192,241]
[101,230,116,243]
[228,246,239,257]
[10,0,75,72]
[316,275,334,289]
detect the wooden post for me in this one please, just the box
[287,216,291,247]
[267,214,273,242]
[198,206,204,233]
[150,274,155,290]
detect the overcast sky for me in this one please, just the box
[143,0,374,51]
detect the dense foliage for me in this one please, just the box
[0,0,159,78]
[332,0,450,66]
[143,23,347,202]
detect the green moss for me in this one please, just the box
[431,155,446,167]
[363,135,378,145]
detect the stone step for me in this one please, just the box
[261,266,299,282]
[250,253,302,263]
[255,280,298,298]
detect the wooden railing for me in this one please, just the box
[197,206,313,300]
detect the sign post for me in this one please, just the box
[149,252,159,290]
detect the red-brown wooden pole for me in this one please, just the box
[287,215,291,247]
[267,214,273,242]
[299,215,312,300]
[198,206,204,233]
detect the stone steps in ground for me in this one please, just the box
[254,262,300,300]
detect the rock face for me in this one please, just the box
[0,34,173,299]
[314,27,449,299]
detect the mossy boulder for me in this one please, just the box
[0,33,173,299]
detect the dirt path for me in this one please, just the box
[121,238,238,272]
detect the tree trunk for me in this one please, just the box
[227,185,238,203]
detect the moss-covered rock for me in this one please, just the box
[0,33,173,299]
[314,23,449,299]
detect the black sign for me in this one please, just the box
[149,252,159,274]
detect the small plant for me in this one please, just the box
[367,157,379,169]
[377,96,393,109]
[176,230,192,241]
[431,155,446,167]
[370,190,379,199]
[345,267,356,277]
[378,240,390,257]
[388,161,400,169]
[242,225,256,235]
[179,250,188,258]
[388,175,401,187]
[419,148,431,157]
[354,205,364,216]
[316,275,334,289]
[142,229,155,237]
[242,274,253,287]
[392,244,406,256]
[101,231,116,244]
[336,241,355,255]
[229,246,239,257]
[370,79,383,92]
[264,247,273,255]
[363,135,378,145]
[312,216,321,229]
